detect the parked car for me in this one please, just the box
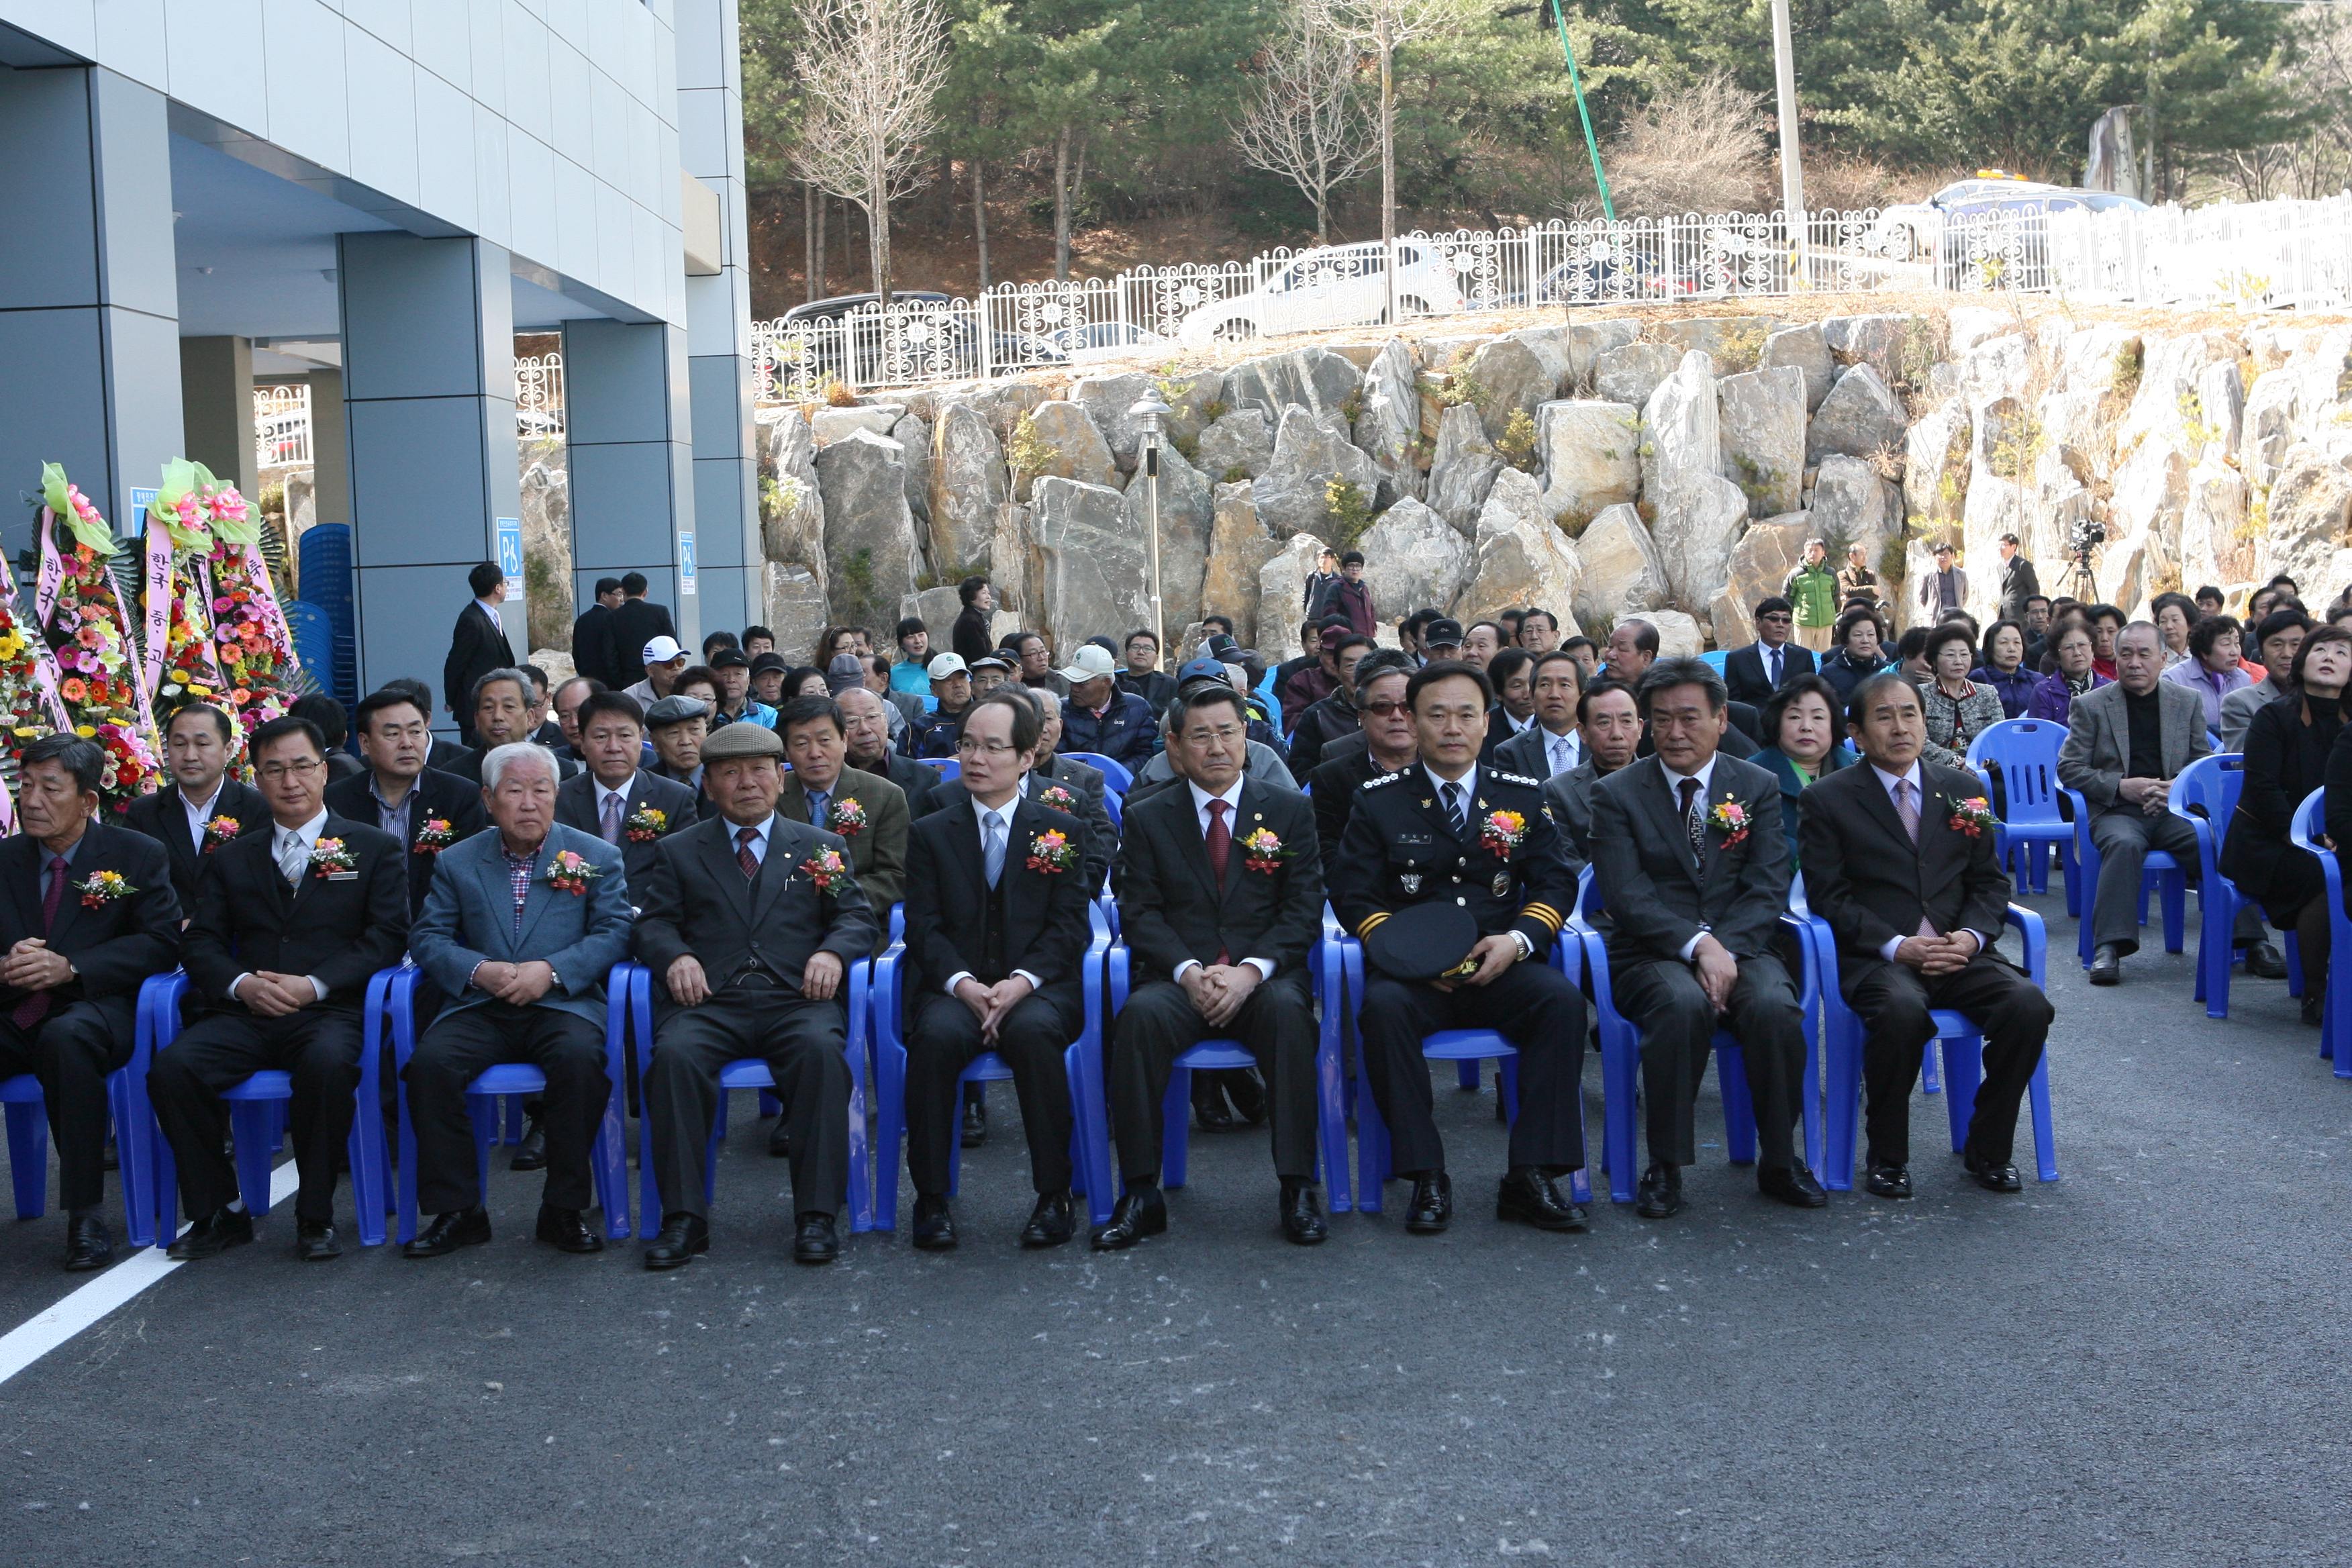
[1863,174,2061,260]
[1175,241,1468,347]
[1041,321,1171,363]
[1935,191,2147,289]
[1533,241,1697,305]
[767,292,1063,387]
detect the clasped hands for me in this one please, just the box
[2118,775,2171,816]
[955,973,1034,1043]
[471,959,558,1006]
[1893,928,1981,976]
[1,938,72,993]
[234,971,322,1017]
[1178,961,1264,1026]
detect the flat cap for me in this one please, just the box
[700,719,783,759]
[644,695,709,728]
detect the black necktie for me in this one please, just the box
[1767,646,1781,686]
[1442,781,1465,837]
[1679,776,1704,861]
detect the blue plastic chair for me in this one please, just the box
[388,963,637,1244]
[869,904,1110,1229]
[145,967,399,1248]
[1063,752,1134,793]
[2286,789,2352,1078]
[1569,872,1824,1204]
[632,952,877,1237]
[931,758,962,784]
[2169,753,2255,1018]
[1,982,162,1246]
[1965,718,2081,913]
[2067,777,2188,969]
[1810,902,2059,1186]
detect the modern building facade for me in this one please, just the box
[0,0,756,704]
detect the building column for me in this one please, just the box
[308,368,350,526]
[0,66,181,535]
[678,0,761,638]
[180,336,256,498]
[336,232,523,709]
[561,318,697,650]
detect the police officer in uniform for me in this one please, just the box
[1329,659,1589,1236]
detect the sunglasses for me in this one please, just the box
[1361,699,1410,718]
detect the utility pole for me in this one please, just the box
[1770,0,1807,285]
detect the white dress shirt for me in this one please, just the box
[475,595,505,634]
[179,779,226,856]
[1867,761,1994,960]
[1758,640,1790,688]
[946,797,1042,997]
[1174,779,1277,985]
[726,813,773,867]
[1503,709,1535,735]
[233,810,332,1004]
[594,777,633,825]
[1537,725,1583,778]
[1659,754,1720,963]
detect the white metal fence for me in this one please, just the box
[2035,193,2352,311]
[516,352,566,439]
[254,384,311,469]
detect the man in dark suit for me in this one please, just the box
[444,562,515,746]
[1541,679,1643,873]
[1328,660,1589,1236]
[571,578,625,690]
[1309,652,1416,865]
[1723,597,1818,708]
[1491,650,1585,781]
[1996,534,2041,623]
[899,691,1093,1251]
[443,669,581,787]
[149,715,410,1261]
[776,695,909,926]
[403,743,635,1255]
[1589,658,1823,1220]
[1802,673,2054,1196]
[606,571,677,690]
[1095,684,1330,1250]
[125,703,270,914]
[554,689,699,889]
[632,720,879,1269]
[327,687,490,920]
[0,736,181,1269]
[839,685,941,810]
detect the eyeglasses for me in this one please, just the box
[258,758,324,780]
[954,738,1018,756]
[1360,699,1409,718]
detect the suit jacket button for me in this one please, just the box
[1457,896,1467,905]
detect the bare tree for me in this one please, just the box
[788,0,952,306]
[1604,71,1770,219]
[1232,6,1376,246]
[1322,0,1467,321]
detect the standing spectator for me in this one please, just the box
[1057,645,1157,769]
[952,577,995,665]
[891,618,934,700]
[1116,628,1178,717]
[2162,613,2251,734]
[2026,620,2107,724]
[1819,607,1890,705]
[1312,550,1377,636]
[1916,542,1966,621]
[1724,597,1817,707]
[2223,609,2310,752]
[1779,538,1840,652]
[605,572,677,689]
[1518,609,1561,654]
[2239,628,2352,1026]
[571,579,625,690]
[1995,534,2040,622]
[1836,542,1881,609]
[1302,547,1340,616]
[1971,620,2038,718]
[443,562,514,746]
[2151,591,2198,669]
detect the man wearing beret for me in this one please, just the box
[1328,659,1588,1236]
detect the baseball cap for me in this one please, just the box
[1422,618,1465,648]
[710,647,750,669]
[642,634,686,665]
[926,652,969,680]
[826,652,867,695]
[1175,656,1230,687]
[1057,644,1119,684]
[1318,625,1351,652]
[748,651,789,674]
[969,653,1014,673]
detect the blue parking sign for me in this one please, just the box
[679,531,696,597]
[495,518,523,588]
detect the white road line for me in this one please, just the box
[0,1157,301,1385]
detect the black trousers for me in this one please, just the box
[150,1006,364,1224]
[1615,952,1806,1171]
[403,1003,610,1214]
[1845,953,2053,1165]
[1110,971,1318,1184]
[644,985,849,1220]
[905,983,1082,1197]
[0,996,134,1214]
[1358,960,1586,1177]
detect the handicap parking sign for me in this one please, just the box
[496,518,523,589]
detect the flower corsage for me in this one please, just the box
[1947,795,1998,838]
[799,847,850,891]
[1239,828,1291,874]
[827,797,867,836]
[624,805,668,843]
[543,850,601,895]
[202,816,240,854]
[1026,830,1078,875]
[74,869,133,908]
[1479,810,1528,858]
[1036,784,1079,814]
[309,838,357,877]
[412,817,456,854]
[1709,800,1751,849]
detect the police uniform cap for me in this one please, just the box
[1363,900,1480,982]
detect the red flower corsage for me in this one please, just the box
[413,817,455,854]
[799,847,850,891]
[202,816,240,854]
[543,850,600,895]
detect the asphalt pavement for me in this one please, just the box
[1,883,2347,1567]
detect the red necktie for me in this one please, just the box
[737,826,761,880]
[1206,799,1232,965]
[11,857,68,1030]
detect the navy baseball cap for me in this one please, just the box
[1175,656,1228,687]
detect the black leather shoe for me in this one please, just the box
[2088,944,2122,985]
[536,1205,603,1254]
[405,1206,492,1258]
[167,1206,255,1261]
[1090,1185,1168,1251]
[509,1118,548,1171]
[1279,1178,1328,1245]
[62,1214,113,1272]
[2245,940,2289,979]
[793,1212,840,1264]
[2304,992,2326,1028]
[911,1194,958,1251]
[642,1212,709,1270]
[1225,1068,1268,1127]
[1496,1168,1588,1232]
[1963,1150,2025,1192]
[1404,1171,1453,1234]
[1191,1077,1237,1132]
[1759,1163,1828,1208]
[295,1219,344,1261]
[767,1121,792,1159]
[1634,1162,1687,1220]
[1020,1191,1076,1248]
[960,1095,988,1148]
[1864,1162,1913,1199]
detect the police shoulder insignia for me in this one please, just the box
[1361,771,1406,791]
[1490,771,1541,789]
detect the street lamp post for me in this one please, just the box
[1129,393,1173,661]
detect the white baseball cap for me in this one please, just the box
[1057,644,1119,684]
[927,652,969,680]
[642,634,686,665]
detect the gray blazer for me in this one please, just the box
[409,823,635,1027]
[2218,676,2280,754]
[1539,757,1602,880]
[2057,677,2212,810]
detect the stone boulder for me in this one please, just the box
[2118,332,2230,456]
[1124,442,1214,632]
[1251,405,1380,540]
[1258,534,1331,660]
[1221,347,1361,421]
[2177,455,2250,593]
[1202,484,1283,649]
[927,402,1007,574]
[1359,497,1473,622]
[2194,359,2245,462]
[965,380,1050,440]
[1463,336,1557,443]
[891,412,932,525]
[2243,368,2300,489]
[1903,397,1971,526]
[1071,371,1155,473]
[1594,341,1682,408]
[1459,469,1582,628]
[763,563,829,658]
[811,403,905,445]
[1034,477,1150,658]
[1716,366,1806,517]
[1806,364,1907,464]
[1641,350,1722,497]
[2261,461,2352,591]
[1821,314,1920,390]
[2109,435,2190,555]
[1014,401,1118,500]
[1196,407,1275,482]
[1565,320,1641,387]
[1572,504,1670,628]
[1426,403,1502,535]
[1355,338,1425,505]
[758,409,828,595]
[1650,315,1776,366]
[1502,326,1573,395]
[1651,477,1751,617]
[816,429,926,620]
[1534,400,1640,526]
[1763,323,1836,411]
[1955,333,2034,406]
[1716,513,1810,648]
[1161,369,1225,448]
[1811,454,1898,560]
[989,501,1040,618]
[518,451,572,650]
[1946,305,2015,357]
